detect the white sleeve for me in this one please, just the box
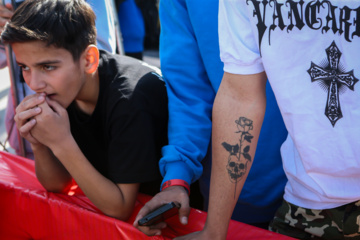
[218,0,264,75]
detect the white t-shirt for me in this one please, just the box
[219,0,360,209]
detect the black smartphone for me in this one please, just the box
[138,202,180,226]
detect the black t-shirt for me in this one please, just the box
[67,50,168,195]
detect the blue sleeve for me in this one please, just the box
[159,0,216,186]
[117,0,145,53]
[86,0,116,53]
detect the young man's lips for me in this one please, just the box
[47,94,56,99]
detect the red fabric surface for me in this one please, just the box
[0,151,294,239]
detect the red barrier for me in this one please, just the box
[0,151,294,240]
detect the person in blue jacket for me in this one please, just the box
[117,0,145,60]
[134,0,288,236]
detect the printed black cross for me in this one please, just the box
[307,41,358,127]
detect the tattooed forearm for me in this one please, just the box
[222,117,253,199]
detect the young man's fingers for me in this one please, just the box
[45,97,65,114]
[16,107,42,124]
[18,118,36,134]
[18,119,39,144]
[16,94,45,113]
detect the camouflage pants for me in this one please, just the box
[269,200,360,239]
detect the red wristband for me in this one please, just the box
[161,179,190,195]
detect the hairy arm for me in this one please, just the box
[175,71,267,240]
[205,71,266,238]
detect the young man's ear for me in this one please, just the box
[84,45,99,74]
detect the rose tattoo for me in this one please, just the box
[222,117,253,199]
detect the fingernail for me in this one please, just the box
[34,107,41,113]
[38,95,44,100]
[31,119,36,124]
[181,217,188,225]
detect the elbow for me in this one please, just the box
[102,205,134,221]
[42,184,67,193]
[37,176,73,193]
[35,166,73,193]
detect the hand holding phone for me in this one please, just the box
[138,202,180,226]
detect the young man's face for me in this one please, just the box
[12,40,87,108]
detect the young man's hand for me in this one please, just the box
[14,93,46,144]
[30,97,71,150]
[133,186,190,236]
[0,3,13,34]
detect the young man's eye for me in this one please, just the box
[20,65,29,71]
[43,65,55,71]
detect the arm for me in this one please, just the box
[134,0,218,235]
[176,72,267,240]
[30,98,139,220]
[14,93,72,190]
[158,0,213,187]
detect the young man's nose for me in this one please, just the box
[28,73,46,91]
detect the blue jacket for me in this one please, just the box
[159,0,288,223]
[117,0,145,53]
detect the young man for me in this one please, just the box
[0,0,117,159]
[177,0,360,239]
[1,0,168,221]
